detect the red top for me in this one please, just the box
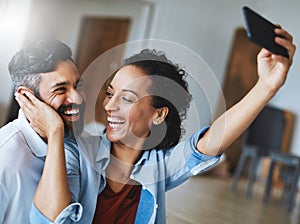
[92,180,142,224]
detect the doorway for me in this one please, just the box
[75,17,131,127]
[221,27,261,173]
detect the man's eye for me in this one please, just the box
[105,91,113,98]
[54,87,67,93]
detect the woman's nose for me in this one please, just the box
[104,95,119,112]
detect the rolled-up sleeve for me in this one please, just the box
[164,126,221,190]
[185,126,221,175]
[30,202,83,224]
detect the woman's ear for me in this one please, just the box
[153,107,169,125]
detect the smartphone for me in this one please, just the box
[243,6,289,58]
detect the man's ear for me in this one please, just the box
[153,107,169,125]
[16,86,34,95]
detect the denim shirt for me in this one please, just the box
[30,126,221,224]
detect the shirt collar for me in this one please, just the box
[77,132,156,183]
[14,110,47,157]
[99,134,149,168]
[76,132,111,173]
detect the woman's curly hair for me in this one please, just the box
[121,49,192,150]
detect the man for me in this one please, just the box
[0,39,85,223]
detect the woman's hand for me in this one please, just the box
[257,26,296,94]
[15,91,64,140]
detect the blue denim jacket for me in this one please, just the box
[30,126,220,224]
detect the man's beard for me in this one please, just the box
[34,91,86,139]
[58,102,86,139]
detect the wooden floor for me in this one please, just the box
[166,175,300,224]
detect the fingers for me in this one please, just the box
[274,27,296,63]
[15,91,43,112]
[14,92,36,122]
[257,48,272,59]
[14,91,42,115]
[15,92,33,110]
[275,28,293,42]
[22,91,41,106]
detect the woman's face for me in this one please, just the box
[103,65,158,148]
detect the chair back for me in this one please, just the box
[244,105,286,156]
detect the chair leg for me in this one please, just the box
[263,160,276,202]
[231,153,248,191]
[246,155,260,198]
[287,166,300,212]
[282,185,289,204]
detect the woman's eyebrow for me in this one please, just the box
[108,84,139,98]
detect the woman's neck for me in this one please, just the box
[106,143,143,192]
[111,141,143,165]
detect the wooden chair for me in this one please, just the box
[231,105,295,199]
[263,152,300,212]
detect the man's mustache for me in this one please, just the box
[58,102,86,115]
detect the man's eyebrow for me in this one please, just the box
[51,81,70,89]
[51,79,83,88]
[108,84,139,97]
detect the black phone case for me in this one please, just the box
[243,6,289,58]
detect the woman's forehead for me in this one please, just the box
[111,65,152,91]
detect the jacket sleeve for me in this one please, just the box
[164,126,221,191]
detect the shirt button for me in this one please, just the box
[155,204,158,209]
[130,174,135,179]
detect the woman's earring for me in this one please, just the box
[153,119,160,125]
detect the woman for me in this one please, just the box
[16,27,295,223]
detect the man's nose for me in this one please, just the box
[67,89,84,105]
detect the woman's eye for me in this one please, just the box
[122,96,134,103]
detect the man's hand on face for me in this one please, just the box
[15,91,64,140]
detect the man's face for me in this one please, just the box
[38,60,86,133]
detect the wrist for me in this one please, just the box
[48,124,64,140]
[255,79,277,100]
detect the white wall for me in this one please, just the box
[147,0,300,154]
[25,0,153,58]
[0,0,33,125]
[1,0,300,155]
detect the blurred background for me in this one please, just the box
[1,0,300,222]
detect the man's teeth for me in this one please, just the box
[64,108,79,116]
